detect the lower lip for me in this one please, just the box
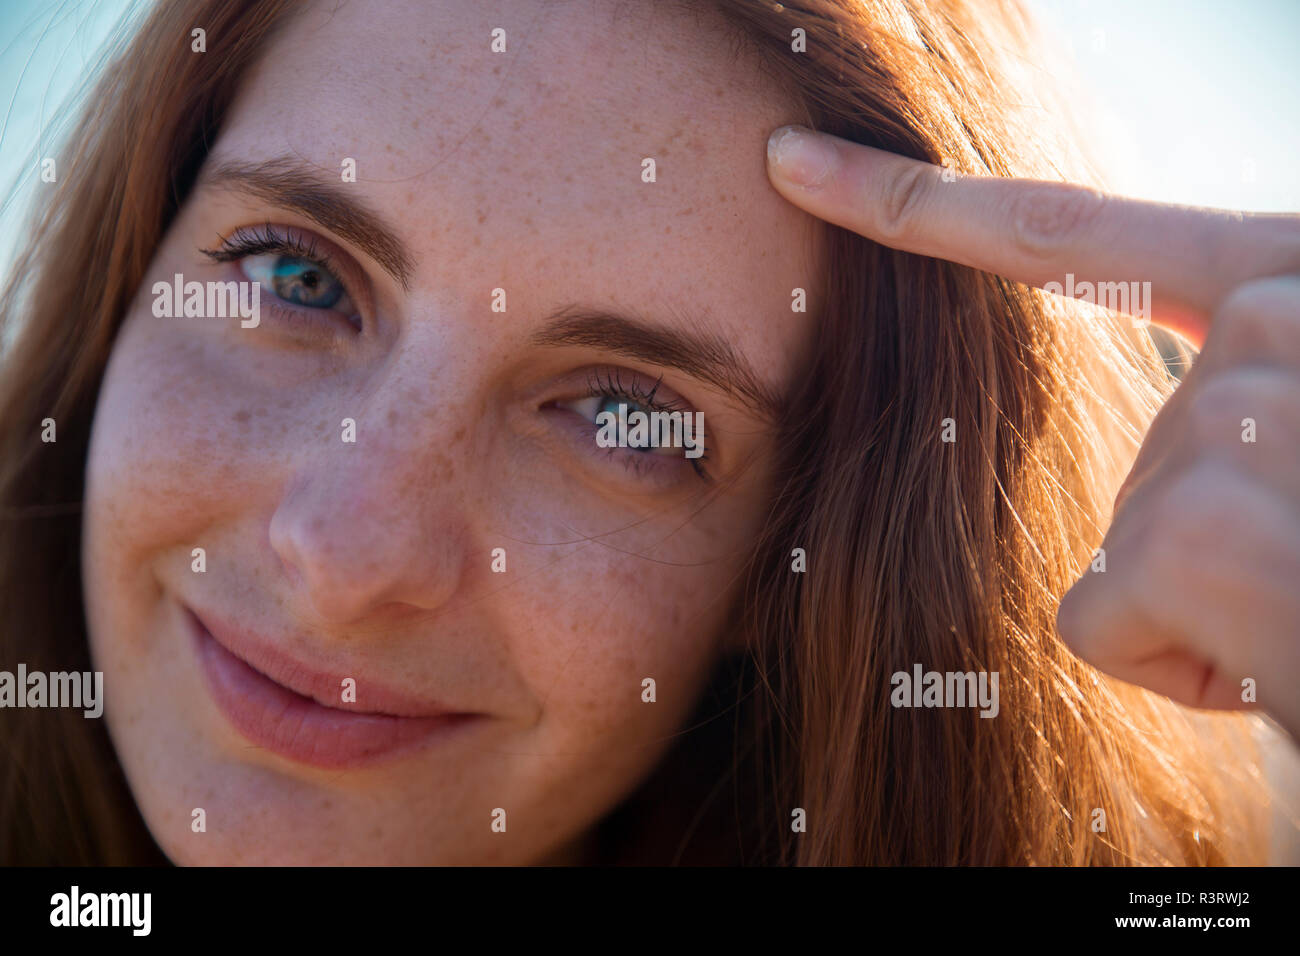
[188,611,476,769]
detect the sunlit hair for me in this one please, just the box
[0,0,1270,864]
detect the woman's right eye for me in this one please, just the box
[199,225,366,334]
[239,253,352,313]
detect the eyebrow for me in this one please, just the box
[199,155,415,290]
[531,306,783,420]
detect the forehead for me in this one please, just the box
[213,0,823,389]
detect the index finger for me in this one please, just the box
[766,125,1300,348]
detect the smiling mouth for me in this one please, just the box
[185,605,480,769]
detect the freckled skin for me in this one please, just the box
[82,0,823,864]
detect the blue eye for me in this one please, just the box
[241,253,345,309]
[561,395,674,455]
[549,371,712,483]
[593,397,657,450]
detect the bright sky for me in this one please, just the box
[1,0,1296,281]
[1029,0,1300,211]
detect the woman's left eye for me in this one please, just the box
[558,395,683,458]
[550,376,712,484]
[239,253,351,311]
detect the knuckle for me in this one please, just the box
[1211,277,1300,351]
[1185,372,1256,446]
[1185,368,1300,455]
[1148,465,1238,556]
[872,162,932,243]
[1008,184,1107,260]
[1217,275,1300,318]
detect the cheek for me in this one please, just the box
[483,544,735,840]
[80,309,261,753]
[507,545,731,750]
[81,307,296,718]
[83,310,291,584]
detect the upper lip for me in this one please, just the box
[186,604,461,718]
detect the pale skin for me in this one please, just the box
[767,125,1300,744]
[82,0,823,865]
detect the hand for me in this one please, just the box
[766,125,1300,743]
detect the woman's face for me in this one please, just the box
[82,0,822,864]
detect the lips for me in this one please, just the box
[186,605,478,769]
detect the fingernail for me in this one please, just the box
[767,125,836,187]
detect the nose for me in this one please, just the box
[268,392,470,625]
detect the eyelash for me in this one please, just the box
[201,223,337,269]
[578,368,712,483]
